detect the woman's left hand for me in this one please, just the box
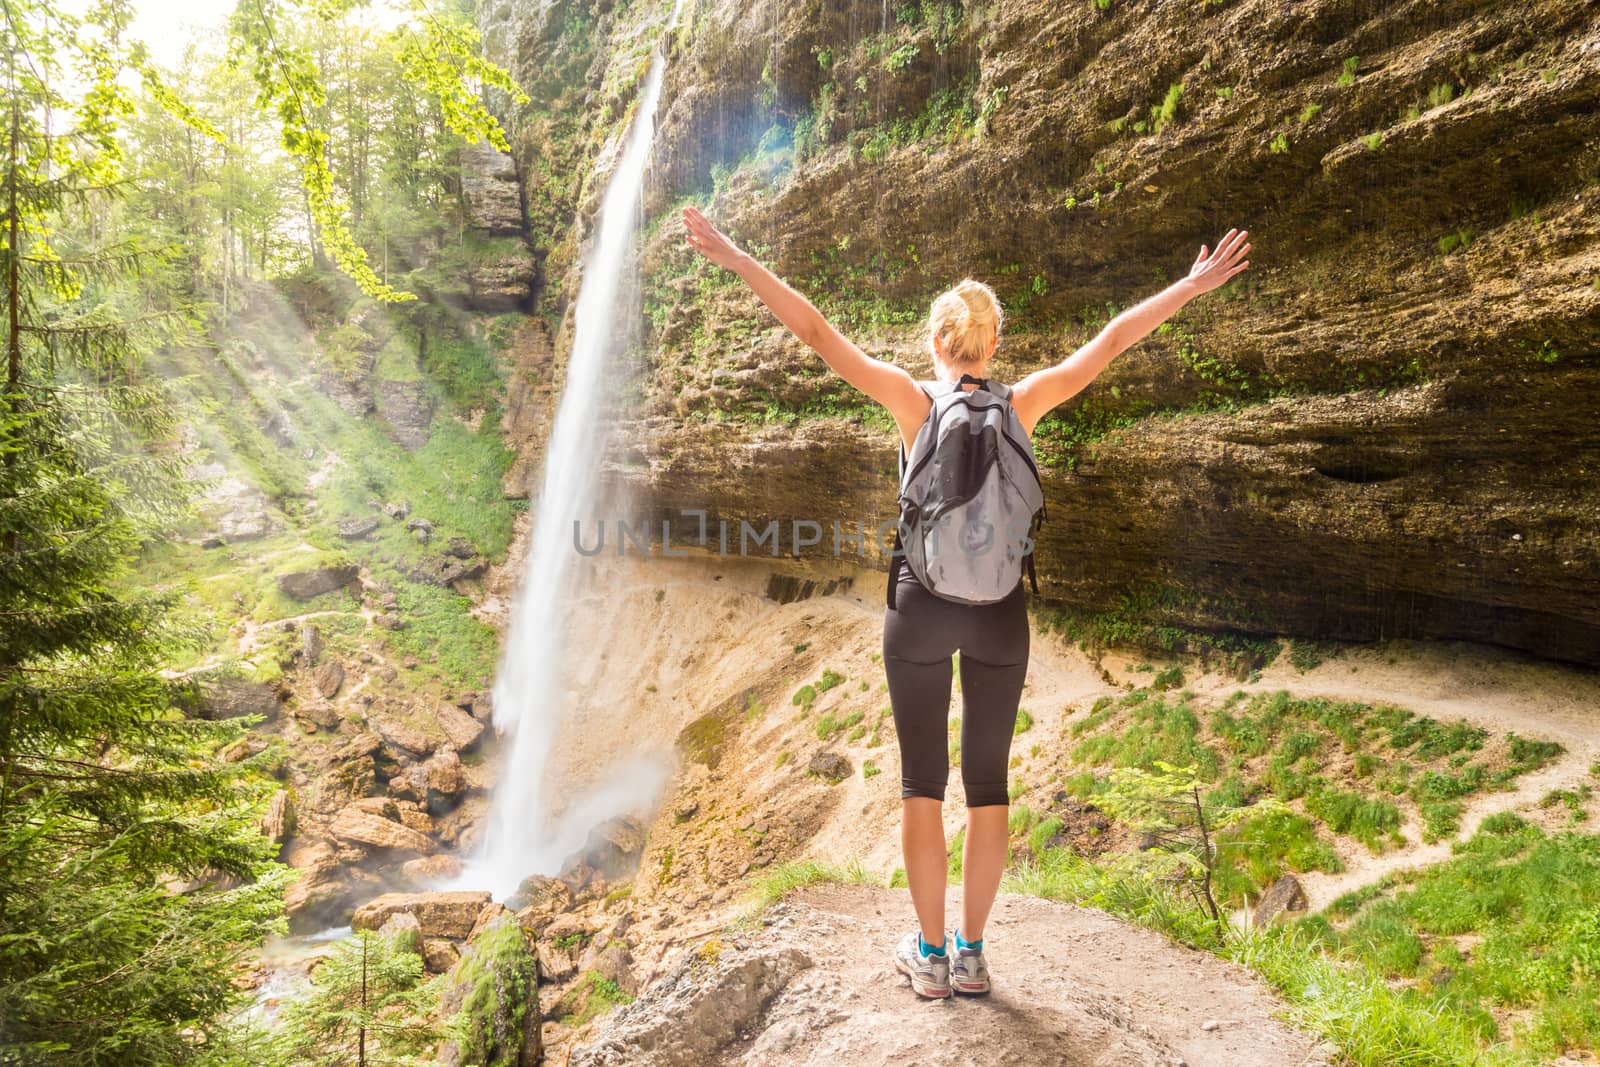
[683,205,747,271]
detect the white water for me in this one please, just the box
[446,0,687,901]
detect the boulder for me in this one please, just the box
[407,554,489,589]
[507,874,574,915]
[423,938,461,973]
[468,901,514,943]
[301,623,324,666]
[383,499,411,520]
[337,516,381,540]
[561,816,646,883]
[434,913,541,1067]
[430,702,486,751]
[592,942,638,995]
[294,700,340,731]
[536,939,576,982]
[312,660,345,699]
[349,890,492,940]
[806,750,851,782]
[1253,874,1309,927]
[421,748,466,802]
[372,714,435,759]
[277,564,360,601]
[328,805,437,854]
[377,911,423,955]
[192,679,282,722]
[400,853,464,888]
[259,788,294,844]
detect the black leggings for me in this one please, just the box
[882,563,1029,807]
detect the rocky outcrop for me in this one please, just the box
[190,678,283,721]
[434,913,542,1067]
[375,379,434,451]
[482,0,1600,669]
[1253,873,1309,927]
[329,802,438,855]
[350,890,494,941]
[569,888,1330,1067]
[276,564,360,601]
[461,140,526,235]
[465,246,537,312]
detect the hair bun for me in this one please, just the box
[928,278,1004,366]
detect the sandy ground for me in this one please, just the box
[569,884,1333,1067]
[529,551,1598,915]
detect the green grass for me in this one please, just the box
[816,709,864,741]
[554,970,633,1027]
[1064,686,1564,904]
[1314,815,1600,1060]
[743,858,880,911]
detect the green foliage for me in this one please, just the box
[1096,761,1275,920]
[224,0,527,302]
[1013,708,1034,735]
[0,74,290,1051]
[816,709,864,741]
[792,684,818,711]
[440,917,539,1063]
[1321,819,1600,1060]
[554,970,632,1028]
[1269,131,1290,154]
[1336,56,1360,87]
[267,925,443,1066]
[743,858,879,911]
[1438,228,1474,254]
[1522,339,1562,364]
[863,760,881,779]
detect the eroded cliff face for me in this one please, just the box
[478,0,1600,668]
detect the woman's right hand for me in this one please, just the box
[683,205,748,271]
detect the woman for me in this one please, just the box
[682,205,1250,998]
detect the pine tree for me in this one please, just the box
[262,925,445,1067]
[0,4,287,1063]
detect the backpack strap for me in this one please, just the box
[886,524,902,609]
[956,372,1012,401]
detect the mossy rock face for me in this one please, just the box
[441,915,541,1067]
[489,0,1600,668]
[676,711,731,769]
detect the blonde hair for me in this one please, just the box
[928,278,1002,367]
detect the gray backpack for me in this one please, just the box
[888,373,1047,608]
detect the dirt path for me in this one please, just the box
[568,885,1332,1067]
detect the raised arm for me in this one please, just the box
[682,206,930,447]
[1010,228,1251,434]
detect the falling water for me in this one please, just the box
[448,0,688,901]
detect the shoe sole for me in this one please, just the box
[892,952,951,998]
[952,976,991,995]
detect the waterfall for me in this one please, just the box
[448,0,688,901]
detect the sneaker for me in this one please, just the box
[949,931,990,995]
[892,930,951,999]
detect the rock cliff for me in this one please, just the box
[477,0,1600,668]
